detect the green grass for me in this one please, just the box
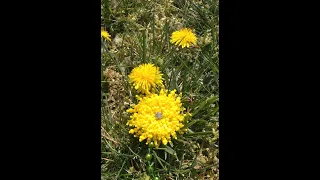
[101,0,219,179]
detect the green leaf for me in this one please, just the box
[192,96,219,117]
[157,146,177,156]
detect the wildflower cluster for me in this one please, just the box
[102,27,197,148]
[101,0,220,178]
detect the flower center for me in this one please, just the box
[155,112,162,120]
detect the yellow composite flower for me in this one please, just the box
[128,63,163,94]
[101,30,111,41]
[127,89,190,148]
[170,28,197,48]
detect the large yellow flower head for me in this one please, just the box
[127,89,188,148]
[170,28,197,48]
[128,63,163,94]
[101,30,111,41]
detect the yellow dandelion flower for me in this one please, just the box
[101,30,111,41]
[126,89,189,148]
[170,28,197,48]
[128,63,163,94]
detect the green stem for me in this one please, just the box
[116,160,126,179]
